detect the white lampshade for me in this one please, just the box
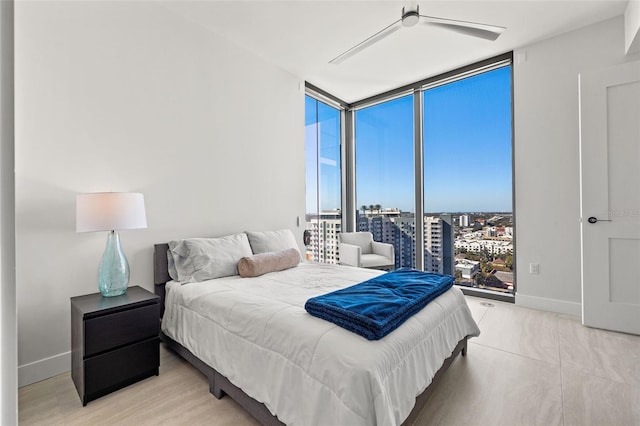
[76,192,147,233]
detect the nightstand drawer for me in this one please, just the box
[84,304,159,357]
[84,337,159,401]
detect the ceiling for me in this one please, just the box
[163,0,629,103]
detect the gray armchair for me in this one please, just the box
[338,232,395,270]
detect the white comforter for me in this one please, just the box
[161,262,480,426]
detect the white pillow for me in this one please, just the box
[168,233,253,283]
[245,229,300,256]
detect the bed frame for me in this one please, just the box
[153,243,468,426]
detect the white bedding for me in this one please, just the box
[161,262,480,426]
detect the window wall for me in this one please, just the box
[305,53,514,297]
[354,95,415,269]
[423,66,513,293]
[305,95,342,263]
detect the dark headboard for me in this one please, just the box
[153,243,170,317]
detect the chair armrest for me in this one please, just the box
[372,241,395,263]
[339,243,361,267]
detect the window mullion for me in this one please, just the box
[413,90,424,271]
[342,109,356,232]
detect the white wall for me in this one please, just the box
[514,15,640,315]
[15,1,305,386]
[1,0,17,421]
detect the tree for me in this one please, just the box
[481,248,490,260]
[360,205,368,217]
[466,252,480,262]
[505,254,513,270]
[374,204,382,215]
[484,274,507,289]
[369,204,375,217]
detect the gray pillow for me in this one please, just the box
[167,249,179,281]
[168,233,253,283]
[245,229,300,256]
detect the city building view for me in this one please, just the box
[305,209,514,293]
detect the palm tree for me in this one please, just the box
[360,205,368,218]
[369,204,374,217]
[374,204,382,215]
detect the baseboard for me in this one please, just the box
[515,293,581,317]
[18,351,70,387]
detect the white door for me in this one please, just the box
[579,60,640,335]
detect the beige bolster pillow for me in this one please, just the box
[238,248,300,278]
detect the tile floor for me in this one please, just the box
[18,296,640,425]
[415,297,640,426]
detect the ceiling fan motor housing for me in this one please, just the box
[402,6,420,27]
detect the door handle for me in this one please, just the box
[587,216,611,224]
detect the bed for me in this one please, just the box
[154,232,480,426]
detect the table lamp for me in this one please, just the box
[76,192,147,297]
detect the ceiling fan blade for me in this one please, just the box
[420,15,505,41]
[329,18,402,64]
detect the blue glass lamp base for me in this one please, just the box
[98,230,130,297]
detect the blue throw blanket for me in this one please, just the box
[304,268,454,340]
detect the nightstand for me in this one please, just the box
[71,286,160,406]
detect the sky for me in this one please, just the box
[306,65,513,214]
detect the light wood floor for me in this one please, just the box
[19,296,640,425]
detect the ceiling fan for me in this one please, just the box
[329,5,506,64]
